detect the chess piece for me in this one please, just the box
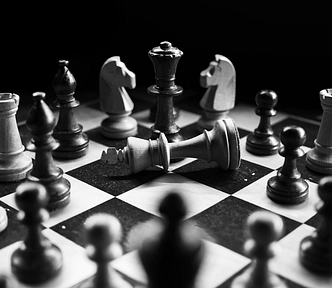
[99,56,138,139]
[300,176,332,274]
[101,118,241,174]
[78,214,132,288]
[0,274,18,288]
[197,54,236,132]
[246,90,280,155]
[267,126,309,204]
[0,206,8,233]
[11,182,63,284]
[149,101,180,122]
[231,211,286,288]
[53,60,89,159]
[139,192,204,288]
[26,92,71,211]
[0,93,32,182]
[148,41,184,143]
[306,88,332,174]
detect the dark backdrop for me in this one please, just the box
[1,3,331,111]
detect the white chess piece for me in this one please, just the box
[99,56,137,139]
[197,54,236,132]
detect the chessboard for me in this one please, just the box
[0,86,331,288]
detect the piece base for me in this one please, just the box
[53,127,89,159]
[0,153,32,182]
[27,169,71,211]
[246,133,280,156]
[267,176,309,204]
[306,148,332,174]
[11,244,62,284]
[101,116,138,139]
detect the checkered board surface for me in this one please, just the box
[0,94,331,288]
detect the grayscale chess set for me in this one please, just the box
[0,41,331,288]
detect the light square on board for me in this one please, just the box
[0,229,96,288]
[117,172,229,219]
[234,172,319,223]
[1,174,113,228]
[63,103,105,132]
[111,240,250,288]
[228,102,288,132]
[271,224,332,288]
[239,137,311,170]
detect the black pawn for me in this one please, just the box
[26,92,71,211]
[53,60,89,159]
[11,182,62,284]
[139,192,204,288]
[246,90,280,155]
[267,125,309,204]
[300,176,332,274]
[231,211,286,288]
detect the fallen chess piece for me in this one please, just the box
[101,118,241,174]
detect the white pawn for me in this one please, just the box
[197,54,236,132]
[78,214,132,288]
[231,211,287,288]
[99,56,137,139]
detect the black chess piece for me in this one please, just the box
[52,60,89,159]
[11,182,63,284]
[26,92,71,211]
[299,176,332,274]
[246,89,280,155]
[78,214,132,288]
[149,102,180,122]
[147,41,184,143]
[267,125,309,204]
[231,211,286,288]
[139,192,204,288]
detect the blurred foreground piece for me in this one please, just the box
[139,192,204,288]
[231,211,286,288]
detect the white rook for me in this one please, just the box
[306,89,332,174]
[0,93,32,181]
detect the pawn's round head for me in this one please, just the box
[255,89,278,109]
[159,192,187,223]
[247,211,284,245]
[85,213,122,249]
[318,176,332,204]
[15,182,49,212]
[280,125,306,149]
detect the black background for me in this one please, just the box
[1,3,331,111]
